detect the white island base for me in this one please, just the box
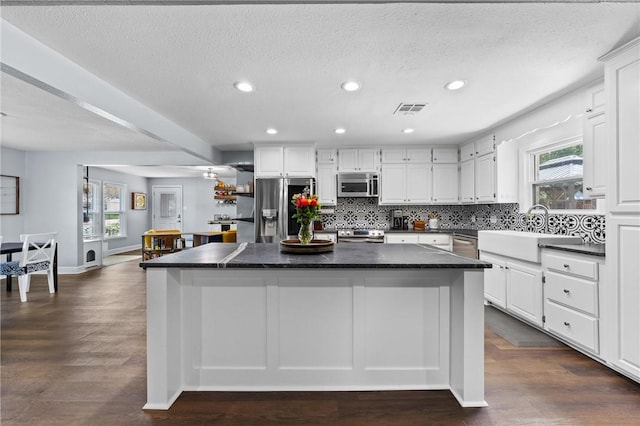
[145,268,486,409]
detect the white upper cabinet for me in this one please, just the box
[475,135,495,157]
[582,81,607,199]
[254,145,284,177]
[380,148,407,163]
[457,135,517,204]
[460,159,475,203]
[316,163,337,205]
[432,147,459,163]
[475,153,496,203]
[381,147,431,164]
[316,148,337,164]
[255,144,315,178]
[379,163,431,205]
[380,147,431,204]
[338,148,380,172]
[604,39,640,213]
[460,142,475,162]
[316,149,338,205]
[432,163,459,203]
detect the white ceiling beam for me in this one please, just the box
[0,18,221,164]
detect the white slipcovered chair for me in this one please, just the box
[15,233,57,302]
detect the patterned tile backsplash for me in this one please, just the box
[320,199,605,243]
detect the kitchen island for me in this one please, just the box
[141,242,491,410]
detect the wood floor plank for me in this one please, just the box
[2,258,640,425]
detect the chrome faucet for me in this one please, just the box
[527,204,550,233]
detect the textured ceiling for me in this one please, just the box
[1,3,639,172]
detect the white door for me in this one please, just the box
[152,185,183,231]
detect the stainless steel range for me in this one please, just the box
[337,229,385,243]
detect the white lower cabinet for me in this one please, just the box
[480,251,543,326]
[384,233,451,251]
[480,253,506,308]
[505,259,544,327]
[542,249,604,355]
[385,234,418,244]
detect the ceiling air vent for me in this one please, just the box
[393,103,427,115]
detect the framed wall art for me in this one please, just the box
[132,192,147,210]
[0,175,19,215]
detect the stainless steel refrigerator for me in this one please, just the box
[255,177,315,243]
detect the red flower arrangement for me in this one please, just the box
[291,187,321,244]
[291,187,321,224]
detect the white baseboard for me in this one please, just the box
[104,244,141,256]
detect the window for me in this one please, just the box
[530,141,595,211]
[83,179,101,238]
[103,182,126,238]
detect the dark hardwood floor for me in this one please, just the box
[2,258,640,425]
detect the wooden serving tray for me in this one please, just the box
[280,239,335,254]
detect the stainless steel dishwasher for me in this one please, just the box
[452,234,478,259]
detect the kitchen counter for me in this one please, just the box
[385,229,478,238]
[538,242,605,257]
[141,242,489,269]
[143,242,488,410]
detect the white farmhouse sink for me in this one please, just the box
[478,230,582,263]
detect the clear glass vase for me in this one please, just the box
[297,220,313,244]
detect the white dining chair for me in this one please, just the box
[17,232,57,302]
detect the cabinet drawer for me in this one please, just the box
[544,300,599,353]
[418,234,451,245]
[545,271,598,315]
[385,234,419,244]
[543,252,598,281]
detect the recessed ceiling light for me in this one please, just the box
[266,128,278,135]
[334,128,346,134]
[445,80,466,91]
[234,81,255,92]
[341,81,361,92]
[402,128,415,134]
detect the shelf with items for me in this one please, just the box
[141,232,184,261]
[214,185,237,205]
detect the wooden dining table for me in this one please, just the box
[1,242,58,292]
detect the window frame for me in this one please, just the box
[102,181,127,239]
[523,135,604,215]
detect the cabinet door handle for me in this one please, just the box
[586,108,593,113]
[563,264,570,268]
[563,321,570,327]
[563,289,570,294]
[586,187,592,191]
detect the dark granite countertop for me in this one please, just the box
[385,229,478,238]
[141,242,491,269]
[538,242,606,257]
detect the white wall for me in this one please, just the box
[87,167,150,253]
[0,147,26,241]
[149,176,237,232]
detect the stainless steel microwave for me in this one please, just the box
[338,173,379,197]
